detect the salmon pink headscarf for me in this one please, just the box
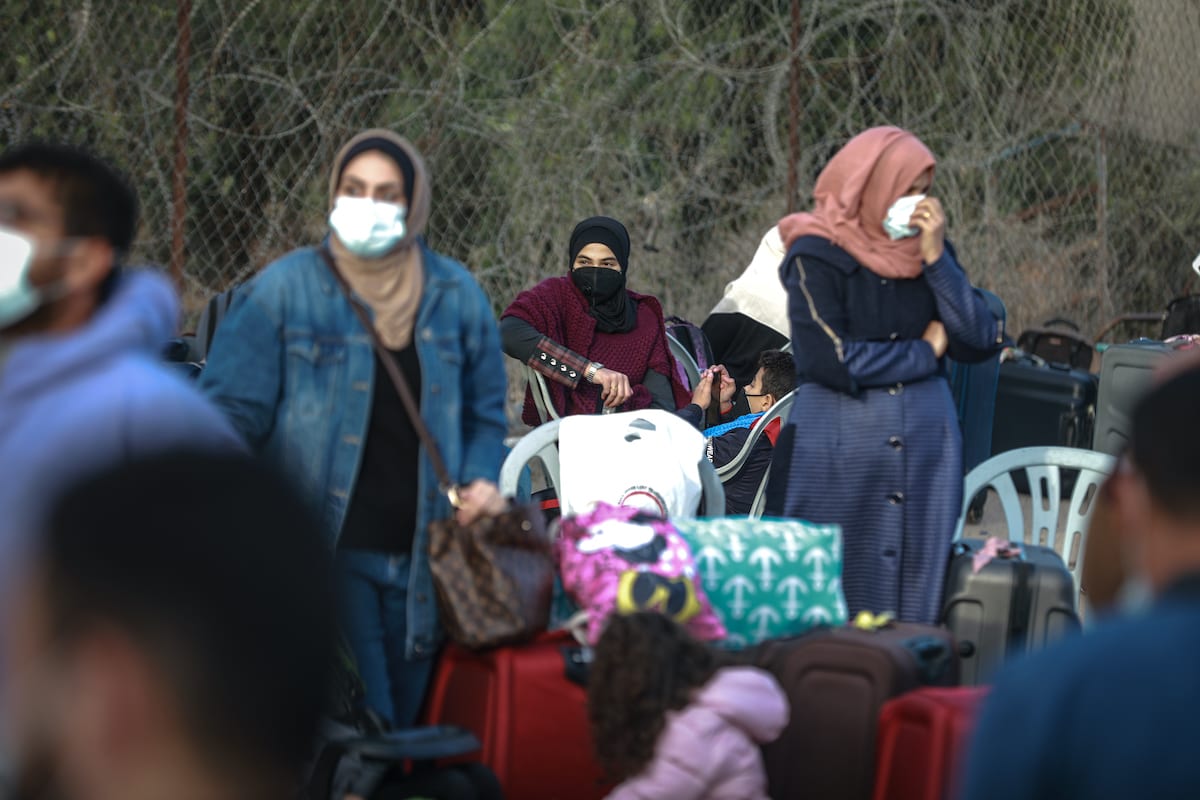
[778,126,936,279]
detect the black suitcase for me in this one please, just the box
[1093,339,1186,456]
[992,354,1096,452]
[1016,318,1095,371]
[947,288,1007,475]
[1162,295,1200,338]
[743,623,958,800]
[940,539,1080,686]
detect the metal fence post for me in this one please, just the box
[787,0,802,213]
[171,0,193,291]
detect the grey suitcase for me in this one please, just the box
[1093,340,1181,456]
[940,539,1080,686]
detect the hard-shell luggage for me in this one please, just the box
[991,354,1097,454]
[1161,295,1200,338]
[1016,318,1095,371]
[422,630,611,800]
[872,686,989,800]
[1093,339,1193,456]
[744,622,959,800]
[940,538,1080,686]
[947,289,1007,475]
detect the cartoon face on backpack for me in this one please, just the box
[557,503,726,645]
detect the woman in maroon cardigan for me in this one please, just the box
[501,216,690,425]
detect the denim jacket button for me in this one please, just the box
[431,384,440,394]
[422,328,434,341]
[416,593,428,603]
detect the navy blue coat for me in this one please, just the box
[764,236,1000,623]
[961,576,1200,799]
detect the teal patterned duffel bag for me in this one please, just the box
[672,517,848,648]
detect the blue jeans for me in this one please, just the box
[337,550,436,728]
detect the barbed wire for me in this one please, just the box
[3,0,1199,341]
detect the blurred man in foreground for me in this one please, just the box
[962,367,1200,799]
[1,451,336,800]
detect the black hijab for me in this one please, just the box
[568,216,637,334]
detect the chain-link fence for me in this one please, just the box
[4,0,1200,341]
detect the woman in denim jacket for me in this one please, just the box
[201,129,508,727]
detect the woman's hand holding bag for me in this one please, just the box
[320,247,554,650]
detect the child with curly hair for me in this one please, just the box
[587,612,789,799]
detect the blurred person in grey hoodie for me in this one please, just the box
[0,143,242,695]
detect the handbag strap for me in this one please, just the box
[317,246,460,502]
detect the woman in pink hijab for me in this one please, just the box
[764,127,1002,624]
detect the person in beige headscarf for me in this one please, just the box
[200,129,508,727]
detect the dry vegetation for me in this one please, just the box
[4,0,1200,354]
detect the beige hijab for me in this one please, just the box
[327,129,432,349]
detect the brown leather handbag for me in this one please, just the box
[320,248,553,650]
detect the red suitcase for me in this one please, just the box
[745,622,960,800]
[872,687,989,800]
[423,631,611,800]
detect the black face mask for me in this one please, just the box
[570,267,625,301]
[570,267,635,333]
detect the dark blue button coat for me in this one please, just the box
[765,235,1000,623]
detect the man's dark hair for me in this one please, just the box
[1130,367,1200,521]
[40,450,336,776]
[758,349,796,401]
[0,142,138,254]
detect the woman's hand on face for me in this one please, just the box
[922,320,949,359]
[592,367,633,409]
[910,196,946,266]
[454,479,508,526]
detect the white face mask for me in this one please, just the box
[0,225,41,328]
[328,196,407,258]
[882,193,926,241]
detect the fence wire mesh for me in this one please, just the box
[4,0,1200,340]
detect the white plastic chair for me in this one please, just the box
[952,446,1116,598]
[713,390,796,519]
[666,332,702,390]
[522,364,561,424]
[499,418,726,517]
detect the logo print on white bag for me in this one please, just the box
[617,485,668,517]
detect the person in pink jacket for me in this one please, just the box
[588,612,789,800]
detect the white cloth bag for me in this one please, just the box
[557,409,706,519]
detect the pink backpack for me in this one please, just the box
[557,502,726,645]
